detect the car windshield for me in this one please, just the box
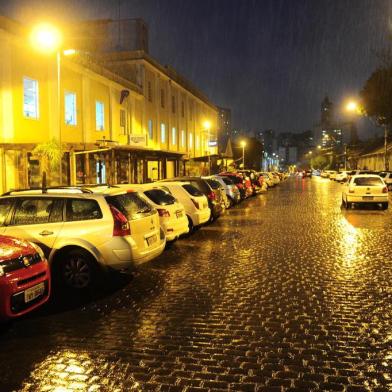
[353,177,383,186]
[106,192,152,219]
[182,184,203,197]
[206,179,221,189]
[144,189,175,205]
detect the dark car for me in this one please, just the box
[161,177,223,221]
[302,170,312,178]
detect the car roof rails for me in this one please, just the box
[1,186,94,196]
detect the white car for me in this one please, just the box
[116,184,189,242]
[158,181,211,231]
[0,186,166,289]
[378,171,392,191]
[335,171,349,182]
[342,174,388,209]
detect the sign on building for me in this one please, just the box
[128,134,147,147]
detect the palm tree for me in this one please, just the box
[32,139,63,188]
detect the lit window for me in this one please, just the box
[65,92,77,125]
[96,101,104,131]
[23,77,39,119]
[172,127,176,145]
[161,123,166,143]
[189,133,193,148]
[181,130,185,148]
[148,119,153,140]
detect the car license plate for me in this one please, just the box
[24,282,45,303]
[146,234,157,246]
[176,210,183,218]
[363,196,374,200]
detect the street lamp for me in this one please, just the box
[30,23,67,184]
[240,140,246,168]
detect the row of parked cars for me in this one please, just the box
[0,170,287,321]
[318,169,392,187]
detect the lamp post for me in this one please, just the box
[30,23,64,184]
[203,121,211,174]
[241,140,246,168]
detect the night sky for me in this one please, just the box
[1,0,391,138]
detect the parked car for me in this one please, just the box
[219,172,247,200]
[161,177,222,221]
[0,187,166,290]
[302,170,312,178]
[218,176,241,205]
[329,171,339,180]
[259,172,275,188]
[378,171,392,190]
[116,184,189,241]
[0,235,50,320]
[202,177,229,209]
[342,174,388,209]
[159,181,210,231]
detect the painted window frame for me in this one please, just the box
[65,91,77,126]
[23,77,39,119]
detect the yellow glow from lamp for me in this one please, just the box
[30,23,62,53]
[240,140,246,147]
[203,120,211,130]
[317,145,321,149]
[346,100,359,113]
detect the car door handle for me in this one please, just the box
[39,230,53,236]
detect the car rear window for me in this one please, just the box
[353,177,384,186]
[144,189,175,205]
[182,184,203,197]
[107,192,152,220]
[221,177,234,185]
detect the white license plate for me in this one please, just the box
[146,234,157,246]
[363,196,374,200]
[176,211,183,218]
[24,282,45,303]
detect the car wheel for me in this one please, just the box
[346,201,352,209]
[187,215,194,232]
[57,249,99,290]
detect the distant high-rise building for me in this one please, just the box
[320,96,334,127]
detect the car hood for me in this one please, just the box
[0,235,35,263]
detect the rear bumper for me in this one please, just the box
[346,195,388,203]
[0,261,50,320]
[162,216,189,241]
[193,209,211,226]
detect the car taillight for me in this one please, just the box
[382,186,388,193]
[236,183,243,189]
[208,191,216,201]
[191,198,200,209]
[109,205,130,236]
[157,208,170,217]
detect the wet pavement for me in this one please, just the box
[1,176,392,392]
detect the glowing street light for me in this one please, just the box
[30,23,62,53]
[345,100,360,114]
[317,145,321,149]
[240,140,246,168]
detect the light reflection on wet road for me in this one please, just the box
[1,176,392,391]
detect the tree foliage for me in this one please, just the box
[360,67,392,126]
[310,154,329,170]
[32,139,63,173]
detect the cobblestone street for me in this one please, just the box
[1,177,392,392]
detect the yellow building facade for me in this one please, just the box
[0,17,218,193]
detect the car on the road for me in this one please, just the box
[0,187,166,290]
[116,184,189,242]
[0,235,50,320]
[335,171,349,182]
[342,174,388,209]
[157,181,210,231]
[302,170,312,178]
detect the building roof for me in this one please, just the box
[94,50,217,111]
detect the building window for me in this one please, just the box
[172,95,176,114]
[181,101,185,117]
[23,77,39,119]
[147,81,152,102]
[120,109,126,134]
[148,119,153,140]
[161,123,166,143]
[189,133,193,149]
[160,89,165,108]
[65,92,77,125]
[181,130,185,148]
[172,127,176,145]
[196,135,200,150]
[96,101,104,131]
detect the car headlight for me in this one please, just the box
[29,242,46,261]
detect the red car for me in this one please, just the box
[0,235,50,320]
